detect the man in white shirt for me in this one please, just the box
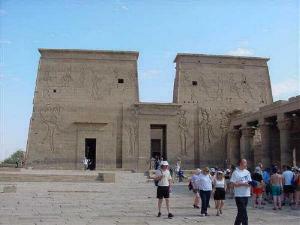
[230,159,252,225]
[154,161,174,219]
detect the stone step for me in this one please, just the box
[0,173,114,183]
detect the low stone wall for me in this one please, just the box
[0,172,115,183]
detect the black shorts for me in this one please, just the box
[283,185,295,194]
[214,188,225,200]
[157,186,170,199]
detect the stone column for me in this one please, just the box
[227,129,241,166]
[277,119,292,166]
[240,127,255,169]
[259,122,272,168]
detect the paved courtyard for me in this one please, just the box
[0,170,299,225]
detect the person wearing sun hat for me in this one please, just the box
[154,161,174,219]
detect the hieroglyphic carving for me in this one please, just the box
[199,107,216,152]
[228,73,242,99]
[39,104,62,152]
[240,74,254,100]
[61,65,73,87]
[178,110,188,156]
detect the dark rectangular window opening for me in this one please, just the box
[192,81,198,86]
[85,138,96,170]
[118,78,124,84]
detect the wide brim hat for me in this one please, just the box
[161,161,169,166]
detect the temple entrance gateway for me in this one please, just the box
[150,125,167,160]
[85,138,96,170]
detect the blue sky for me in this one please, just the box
[0,0,299,160]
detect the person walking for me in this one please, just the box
[191,168,201,208]
[213,171,226,216]
[230,159,252,225]
[154,161,174,219]
[197,167,213,217]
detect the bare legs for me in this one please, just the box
[194,193,200,207]
[273,195,282,210]
[158,199,163,213]
[158,198,170,214]
[215,200,224,215]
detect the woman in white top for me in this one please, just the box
[213,171,227,216]
[197,167,213,216]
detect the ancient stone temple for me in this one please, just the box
[26,49,279,171]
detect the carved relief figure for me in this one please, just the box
[199,108,215,152]
[178,110,188,156]
[39,104,62,152]
[215,75,224,101]
[219,109,231,142]
[125,107,138,156]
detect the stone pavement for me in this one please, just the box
[0,170,299,225]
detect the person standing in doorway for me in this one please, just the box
[230,159,252,225]
[154,161,174,219]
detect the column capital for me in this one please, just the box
[228,129,241,137]
[241,127,255,137]
[277,119,292,130]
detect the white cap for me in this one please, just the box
[161,161,169,166]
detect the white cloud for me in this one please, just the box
[227,47,254,56]
[272,77,300,100]
[120,5,128,10]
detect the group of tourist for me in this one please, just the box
[153,159,300,224]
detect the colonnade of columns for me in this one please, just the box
[227,117,294,169]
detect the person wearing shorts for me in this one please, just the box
[270,167,283,210]
[282,166,295,206]
[155,161,174,219]
[251,167,264,209]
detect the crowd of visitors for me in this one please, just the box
[153,158,300,224]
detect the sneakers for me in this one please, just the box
[157,212,173,219]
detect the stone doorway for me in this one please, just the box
[85,138,96,170]
[150,125,167,160]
